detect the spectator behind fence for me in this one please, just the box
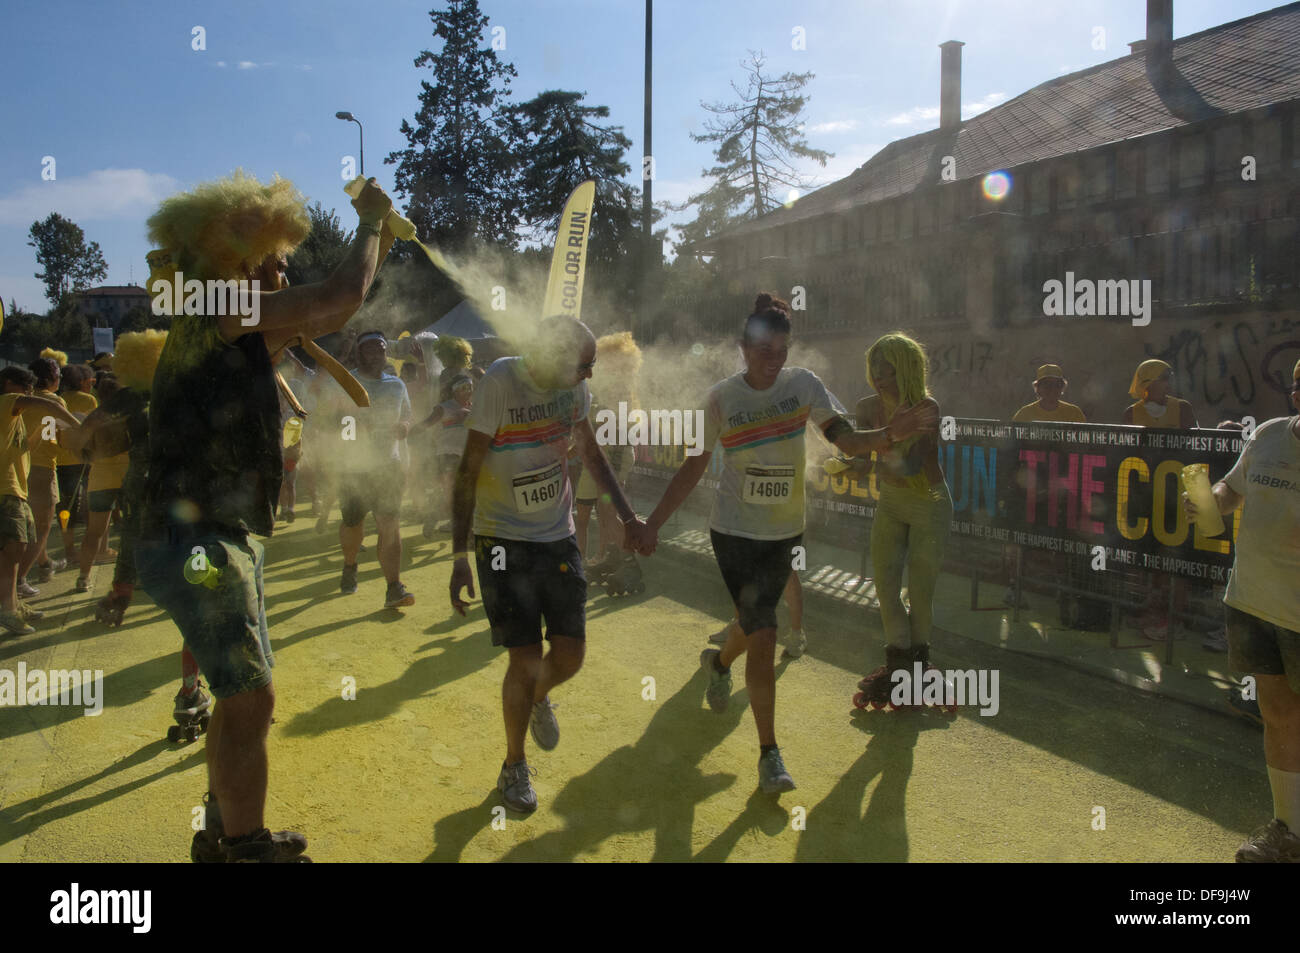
[1183,358,1300,862]
[1123,359,1198,429]
[1012,364,1087,423]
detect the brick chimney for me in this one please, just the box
[940,40,964,130]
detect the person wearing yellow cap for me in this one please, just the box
[1184,358,1300,861]
[1012,364,1087,423]
[1122,359,1198,429]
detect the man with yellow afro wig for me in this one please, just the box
[133,170,397,862]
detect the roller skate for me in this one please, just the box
[853,645,912,711]
[603,552,645,597]
[168,682,212,743]
[94,588,132,626]
[586,543,622,584]
[905,643,958,715]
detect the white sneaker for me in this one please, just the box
[779,628,808,659]
[16,580,39,599]
[708,621,734,645]
[0,608,35,636]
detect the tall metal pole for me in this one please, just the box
[642,0,653,252]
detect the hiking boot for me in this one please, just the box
[529,697,559,751]
[218,828,312,863]
[497,760,538,814]
[1235,818,1300,863]
[384,580,415,608]
[758,747,797,793]
[700,648,732,712]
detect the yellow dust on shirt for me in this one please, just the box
[1012,400,1087,423]
[0,393,30,500]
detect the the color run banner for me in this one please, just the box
[630,418,1248,582]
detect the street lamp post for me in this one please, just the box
[335,111,364,176]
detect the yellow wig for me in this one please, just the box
[432,335,473,369]
[40,347,68,367]
[866,332,929,407]
[112,330,168,392]
[1128,359,1171,400]
[146,170,310,281]
[595,331,642,407]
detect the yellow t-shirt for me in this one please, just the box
[21,391,67,470]
[89,452,130,492]
[0,393,30,500]
[56,391,98,466]
[1012,400,1087,423]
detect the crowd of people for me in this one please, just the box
[1,168,1295,865]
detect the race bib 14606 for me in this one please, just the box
[742,465,795,505]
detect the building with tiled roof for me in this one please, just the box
[74,285,151,331]
[678,0,1300,426]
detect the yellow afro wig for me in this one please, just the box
[866,332,930,407]
[112,330,168,392]
[432,335,473,369]
[40,347,68,367]
[146,170,310,282]
[595,331,642,406]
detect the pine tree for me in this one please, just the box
[676,51,831,254]
[286,202,353,287]
[386,0,522,251]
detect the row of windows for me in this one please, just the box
[732,108,1298,266]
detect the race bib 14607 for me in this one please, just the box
[512,461,564,513]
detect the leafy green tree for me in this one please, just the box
[28,213,109,304]
[675,51,831,254]
[286,202,353,287]
[386,0,522,251]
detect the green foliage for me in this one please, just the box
[385,0,523,251]
[675,51,831,255]
[27,213,109,305]
[286,202,354,288]
[0,294,91,359]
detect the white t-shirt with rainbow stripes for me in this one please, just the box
[466,357,590,542]
[703,367,845,540]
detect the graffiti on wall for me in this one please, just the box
[1148,316,1300,412]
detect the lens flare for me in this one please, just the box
[690,343,705,356]
[783,189,800,208]
[982,171,1011,201]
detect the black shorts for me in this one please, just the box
[1227,604,1300,694]
[710,530,801,635]
[56,465,87,523]
[475,534,587,647]
[339,470,404,526]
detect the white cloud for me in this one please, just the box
[808,119,860,134]
[962,91,1007,117]
[298,64,312,71]
[0,169,180,226]
[216,60,227,68]
[237,61,257,70]
[885,105,940,127]
[1057,64,1085,74]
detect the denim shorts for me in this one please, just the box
[475,534,587,647]
[135,527,272,699]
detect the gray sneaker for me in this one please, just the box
[529,697,559,751]
[700,648,732,712]
[708,621,733,645]
[340,564,358,595]
[1235,818,1300,863]
[16,580,39,599]
[384,581,415,608]
[497,760,538,814]
[779,628,808,658]
[758,747,797,794]
[0,608,35,637]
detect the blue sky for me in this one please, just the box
[0,0,1283,312]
